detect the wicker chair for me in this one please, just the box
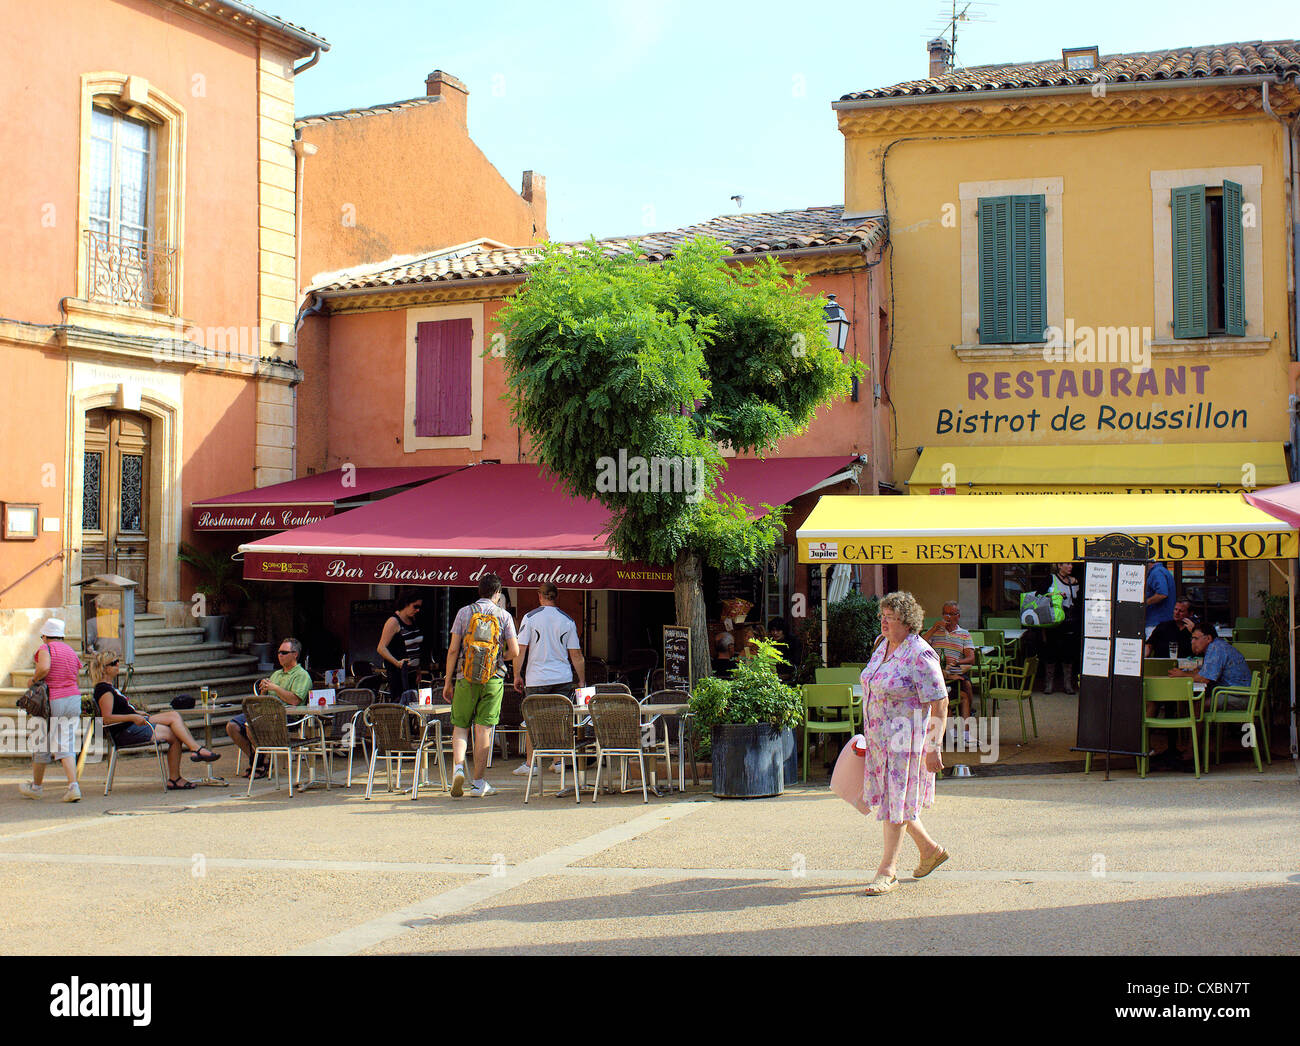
[242,696,319,798]
[520,694,584,804]
[619,649,659,697]
[588,693,653,803]
[363,703,444,800]
[593,682,633,696]
[356,674,389,700]
[585,657,610,684]
[331,688,375,786]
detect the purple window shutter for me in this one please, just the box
[414,319,473,437]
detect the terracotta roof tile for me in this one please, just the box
[313,207,886,294]
[842,39,1300,101]
[296,95,439,126]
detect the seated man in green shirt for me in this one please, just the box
[226,636,312,777]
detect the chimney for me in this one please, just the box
[927,37,953,79]
[522,171,547,242]
[425,69,469,127]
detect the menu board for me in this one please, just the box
[663,625,692,691]
[1116,564,1145,603]
[1113,638,1143,677]
[1084,562,1113,602]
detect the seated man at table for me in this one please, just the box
[226,636,311,777]
[1144,599,1198,659]
[1169,624,1252,708]
[711,631,736,678]
[921,601,975,722]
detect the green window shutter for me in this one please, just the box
[978,196,1011,343]
[1222,179,1245,336]
[1010,194,1047,342]
[1172,185,1208,338]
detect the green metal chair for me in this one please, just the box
[815,667,863,686]
[984,619,1023,661]
[1142,658,1177,677]
[987,655,1038,743]
[839,663,869,674]
[1242,658,1272,756]
[1140,677,1200,779]
[1201,671,1267,774]
[1232,642,1270,661]
[1232,628,1267,645]
[965,646,991,718]
[1233,617,1265,632]
[801,683,857,783]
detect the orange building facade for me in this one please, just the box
[0,0,327,692]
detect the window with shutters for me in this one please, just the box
[404,304,486,451]
[977,194,1047,344]
[1171,181,1245,338]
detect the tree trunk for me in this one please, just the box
[674,548,711,685]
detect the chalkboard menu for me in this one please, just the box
[717,571,757,605]
[663,625,692,691]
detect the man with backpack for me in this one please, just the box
[442,574,520,797]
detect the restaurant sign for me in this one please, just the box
[192,506,334,532]
[798,531,1297,565]
[243,551,676,592]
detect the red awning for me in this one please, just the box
[191,467,462,532]
[1244,482,1300,529]
[239,457,857,591]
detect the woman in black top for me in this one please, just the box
[90,651,219,790]
[377,590,424,701]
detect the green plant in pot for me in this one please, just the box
[690,638,804,798]
[177,542,248,644]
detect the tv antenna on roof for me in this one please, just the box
[928,0,996,68]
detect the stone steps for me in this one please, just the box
[10,654,260,694]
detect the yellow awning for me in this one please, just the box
[797,493,1297,564]
[906,442,1288,493]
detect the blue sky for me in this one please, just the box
[270,0,1297,243]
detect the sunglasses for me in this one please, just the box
[277,649,294,656]
[108,659,121,667]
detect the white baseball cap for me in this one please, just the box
[40,618,66,638]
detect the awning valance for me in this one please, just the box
[798,493,1298,564]
[241,456,858,590]
[906,442,1288,494]
[191,467,462,531]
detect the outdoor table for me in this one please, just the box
[174,701,246,787]
[563,700,692,797]
[279,703,358,789]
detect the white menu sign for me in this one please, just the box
[1116,564,1145,604]
[1082,638,1111,678]
[1084,599,1112,638]
[1084,562,1113,602]
[1113,638,1143,677]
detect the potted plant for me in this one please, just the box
[690,638,804,798]
[177,542,248,644]
[795,591,880,681]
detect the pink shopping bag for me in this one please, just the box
[830,734,872,816]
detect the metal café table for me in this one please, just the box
[173,700,245,787]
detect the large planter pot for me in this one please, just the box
[780,727,798,784]
[249,641,274,671]
[232,625,255,652]
[711,723,785,799]
[199,614,227,644]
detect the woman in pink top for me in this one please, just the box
[857,592,951,895]
[19,619,84,803]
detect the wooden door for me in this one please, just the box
[82,409,151,605]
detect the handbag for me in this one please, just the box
[18,679,50,719]
[829,734,873,815]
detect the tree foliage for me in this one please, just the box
[497,237,857,572]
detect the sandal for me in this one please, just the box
[166,777,197,791]
[863,874,898,896]
[190,747,221,763]
[913,847,950,879]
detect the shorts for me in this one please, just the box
[35,696,82,763]
[113,723,157,748]
[452,678,504,729]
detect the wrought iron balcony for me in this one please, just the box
[84,229,178,313]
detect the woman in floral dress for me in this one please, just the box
[858,592,951,895]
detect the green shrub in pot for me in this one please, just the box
[689,638,804,733]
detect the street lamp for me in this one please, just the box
[823,294,857,401]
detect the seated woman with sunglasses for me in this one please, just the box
[90,651,220,790]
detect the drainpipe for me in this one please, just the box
[1262,80,1299,368]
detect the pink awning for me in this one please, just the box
[1243,482,1300,529]
[191,467,462,532]
[239,456,857,591]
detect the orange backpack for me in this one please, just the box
[460,603,502,684]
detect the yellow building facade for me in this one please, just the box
[835,42,1300,622]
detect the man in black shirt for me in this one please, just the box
[1144,599,1197,659]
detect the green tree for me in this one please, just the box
[498,237,857,683]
